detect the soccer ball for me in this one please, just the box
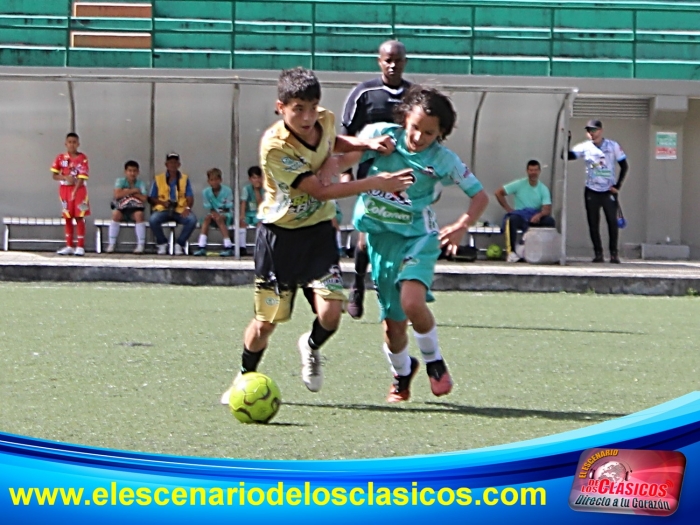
[228,372,282,424]
[486,244,503,260]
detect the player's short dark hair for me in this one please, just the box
[527,159,541,169]
[66,132,79,140]
[394,85,456,141]
[124,160,140,170]
[247,166,262,178]
[277,67,321,105]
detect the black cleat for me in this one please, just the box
[387,357,420,403]
[347,285,365,319]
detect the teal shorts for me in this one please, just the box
[245,212,260,226]
[366,232,440,322]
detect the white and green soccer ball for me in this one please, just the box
[229,372,282,424]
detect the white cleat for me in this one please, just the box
[298,331,323,392]
[174,244,184,255]
[57,246,75,256]
[156,244,168,255]
[220,372,243,405]
[106,244,116,253]
[133,244,145,254]
[506,251,521,263]
[74,247,85,256]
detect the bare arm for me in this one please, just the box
[494,187,513,213]
[439,190,490,255]
[334,134,394,155]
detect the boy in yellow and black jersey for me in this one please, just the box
[220,67,414,404]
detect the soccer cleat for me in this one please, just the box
[57,246,75,256]
[506,251,521,263]
[347,285,365,319]
[74,247,85,256]
[106,244,116,253]
[220,248,234,257]
[156,244,168,255]
[592,252,604,263]
[610,253,621,264]
[387,357,420,403]
[174,244,184,256]
[240,247,248,257]
[219,372,244,405]
[193,248,207,256]
[298,331,323,392]
[133,244,145,254]
[426,359,453,397]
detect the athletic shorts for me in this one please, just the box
[59,185,90,219]
[253,220,346,323]
[366,231,440,322]
[245,212,260,227]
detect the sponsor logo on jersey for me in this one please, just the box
[364,197,412,224]
[281,156,306,172]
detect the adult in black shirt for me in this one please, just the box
[340,40,411,319]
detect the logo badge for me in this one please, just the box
[569,448,686,517]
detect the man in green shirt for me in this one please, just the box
[494,159,555,262]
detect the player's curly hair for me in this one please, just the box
[277,67,321,104]
[394,85,456,141]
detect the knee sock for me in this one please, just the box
[354,244,369,288]
[108,220,120,245]
[238,228,247,248]
[336,231,342,250]
[76,219,85,248]
[64,219,74,247]
[308,317,336,350]
[241,346,265,374]
[135,222,146,245]
[413,325,442,363]
[383,342,412,376]
[198,234,207,248]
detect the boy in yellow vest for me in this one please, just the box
[148,152,197,255]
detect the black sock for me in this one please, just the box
[308,318,336,350]
[241,346,265,373]
[354,245,369,289]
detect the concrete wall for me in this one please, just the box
[1,67,699,257]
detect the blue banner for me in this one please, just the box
[2,392,700,523]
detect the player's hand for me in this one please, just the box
[439,222,469,257]
[181,208,191,218]
[530,213,542,224]
[610,187,619,194]
[368,135,396,156]
[375,168,414,193]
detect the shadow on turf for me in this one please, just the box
[284,401,625,422]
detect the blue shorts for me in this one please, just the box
[366,232,439,322]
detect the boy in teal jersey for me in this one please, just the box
[195,168,235,256]
[239,166,265,256]
[344,86,489,402]
[107,160,148,254]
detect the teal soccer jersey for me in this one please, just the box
[503,178,551,211]
[114,177,148,194]
[241,183,264,216]
[203,185,233,213]
[352,123,483,238]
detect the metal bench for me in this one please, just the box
[94,219,180,254]
[3,217,75,251]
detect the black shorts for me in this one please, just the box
[253,221,345,323]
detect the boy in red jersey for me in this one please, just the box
[51,132,90,255]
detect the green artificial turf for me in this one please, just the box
[1,283,698,460]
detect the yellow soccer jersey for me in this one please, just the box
[258,108,336,228]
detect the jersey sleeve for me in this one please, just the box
[356,123,397,165]
[222,185,234,210]
[202,188,213,210]
[137,180,148,194]
[441,151,484,198]
[614,141,627,162]
[571,142,587,159]
[240,185,250,203]
[541,184,552,206]
[149,181,159,199]
[114,177,126,189]
[263,144,314,189]
[50,154,62,174]
[502,179,522,196]
[184,178,194,198]
[341,86,368,136]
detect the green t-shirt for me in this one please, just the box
[352,123,483,237]
[114,177,148,194]
[202,184,233,213]
[241,183,265,216]
[503,177,551,211]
